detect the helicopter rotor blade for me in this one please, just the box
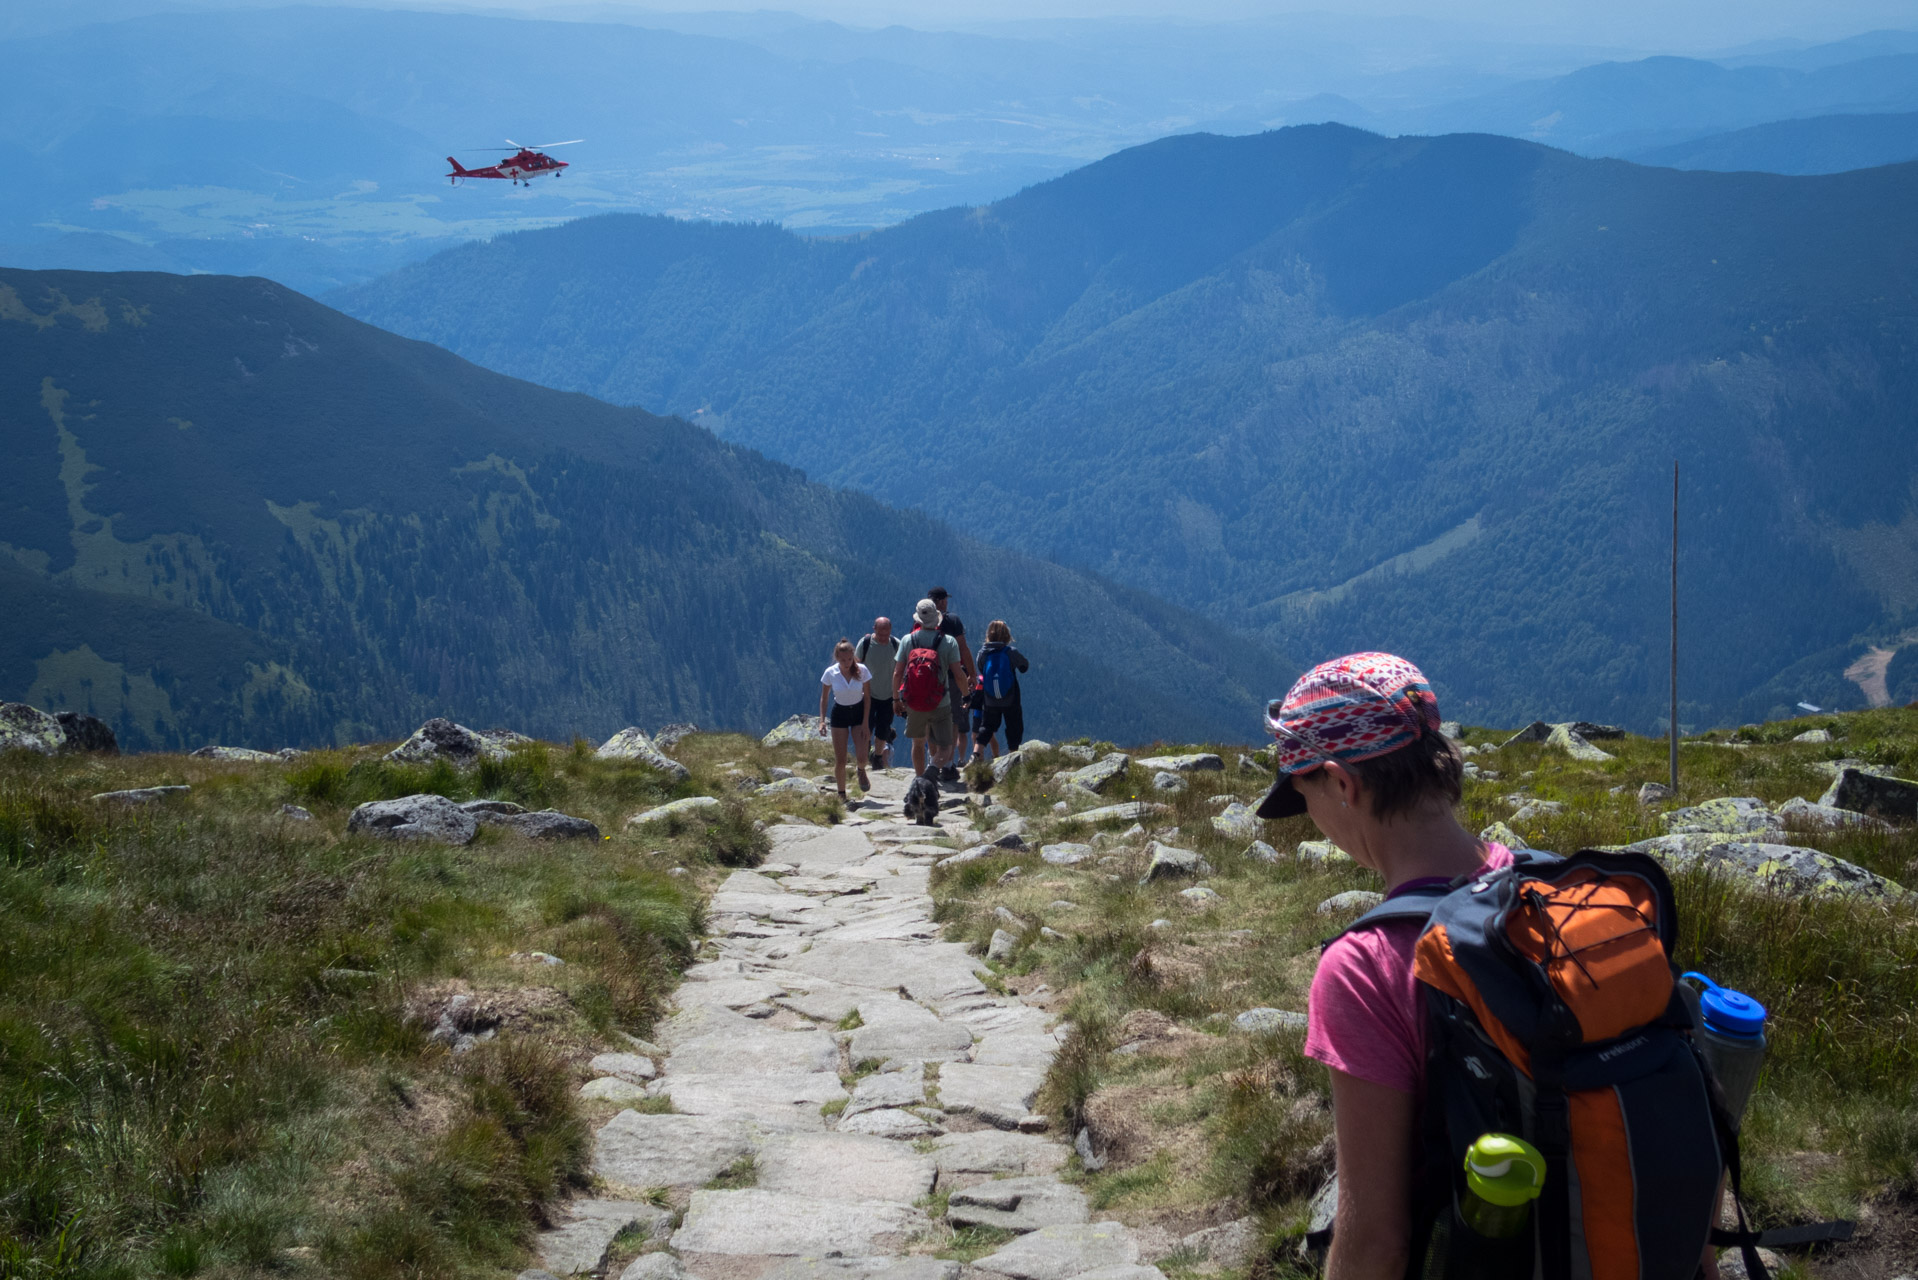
[531,139,584,148]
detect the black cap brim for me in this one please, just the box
[1256,773,1307,820]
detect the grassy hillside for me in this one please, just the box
[0,267,1293,751]
[933,711,1918,1274]
[336,126,1918,731]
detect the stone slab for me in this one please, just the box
[665,1026,839,1075]
[836,1108,942,1138]
[592,1111,756,1189]
[973,1222,1140,1280]
[660,1072,848,1128]
[673,1189,929,1256]
[927,1129,1067,1178]
[537,1200,672,1275]
[754,1131,936,1203]
[844,1070,929,1116]
[947,1176,1089,1231]
[759,1258,959,1280]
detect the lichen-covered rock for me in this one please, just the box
[190,745,280,762]
[1072,801,1166,824]
[1546,724,1613,762]
[1791,728,1832,744]
[347,793,478,844]
[1041,843,1094,866]
[1067,753,1131,795]
[54,712,117,754]
[1773,796,1892,832]
[1478,821,1531,850]
[387,717,530,766]
[628,796,722,827]
[0,702,65,755]
[484,809,602,840]
[763,714,821,747]
[1150,771,1185,793]
[1296,839,1353,862]
[991,749,1027,782]
[1619,834,1907,901]
[596,728,691,781]
[1819,767,1918,823]
[1234,1008,1306,1034]
[1502,720,1553,745]
[1057,744,1096,764]
[1637,782,1675,805]
[1135,753,1223,773]
[1318,890,1384,915]
[1660,797,1778,837]
[1210,802,1260,842]
[1510,799,1564,824]
[1244,840,1281,863]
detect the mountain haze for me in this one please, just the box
[0,268,1293,751]
[339,124,1918,729]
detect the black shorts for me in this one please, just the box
[828,702,866,730]
[869,698,896,741]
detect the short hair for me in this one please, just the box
[928,586,949,601]
[986,619,1010,642]
[1346,731,1464,821]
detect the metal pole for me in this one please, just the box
[1670,461,1679,794]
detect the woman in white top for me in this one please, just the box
[818,638,873,798]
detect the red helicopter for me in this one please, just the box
[445,139,583,186]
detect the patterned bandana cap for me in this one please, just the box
[1255,652,1441,819]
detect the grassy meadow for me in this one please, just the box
[0,730,860,1280]
[935,714,1918,1278]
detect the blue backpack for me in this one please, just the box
[980,646,1017,700]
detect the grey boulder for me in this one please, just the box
[1135,753,1223,773]
[654,722,699,750]
[596,728,691,782]
[537,1200,673,1275]
[485,809,602,840]
[1661,797,1777,837]
[628,796,722,827]
[1546,724,1613,762]
[190,745,280,762]
[1040,842,1094,866]
[1151,771,1186,793]
[92,785,191,804]
[1620,834,1907,901]
[1210,802,1260,842]
[387,717,530,766]
[347,793,478,845]
[1819,767,1918,823]
[1235,1007,1307,1033]
[1318,890,1384,915]
[1141,842,1211,883]
[1773,796,1891,832]
[0,702,66,754]
[764,714,821,747]
[54,712,118,754]
[1067,753,1131,795]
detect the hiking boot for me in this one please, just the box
[941,765,961,784]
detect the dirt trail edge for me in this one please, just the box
[535,767,1153,1280]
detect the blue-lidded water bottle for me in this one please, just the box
[1681,972,1768,1127]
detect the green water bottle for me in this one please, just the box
[1459,1133,1547,1239]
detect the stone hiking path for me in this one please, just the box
[526,768,1196,1280]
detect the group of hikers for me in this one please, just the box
[815,586,1029,798]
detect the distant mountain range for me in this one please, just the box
[1630,110,1918,174]
[337,124,1918,730]
[5,6,1918,291]
[0,267,1293,751]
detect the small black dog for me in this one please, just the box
[903,772,942,826]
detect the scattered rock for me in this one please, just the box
[1318,890,1384,915]
[654,722,699,751]
[1244,839,1281,863]
[1057,745,1097,764]
[628,796,722,827]
[1041,842,1094,866]
[510,951,565,966]
[1438,720,1462,740]
[762,714,822,747]
[1135,753,1223,773]
[1234,1008,1307,1033]
[762,776,826,795]
[91,785,190,805]
[987,929,1018,961]
[0,702,66,754]
[992,750,1027,782]
[1179,886,1220,905]
[1502,720,1553,746]
[189,745,279,761]
[930,1129,1068,1176]
[990,832,1029,851]
[1210,802,1260,842]
[1638,782,1676,805]
[347,794,478,845]
[1072,802,1166,824]
[1819,767,1918,822]
[387,717,530,766]
[588,1052,658,1083]
[1661,797,1778,837]
[1715,1247,1787,1280]
[997,865,1023,885]
[1546,724,1613,762]
[1509,800,1563,824]
[1791,729,1832,744]
[463,799,527,815]
[483,809,602,840]
[54,712,118,754]
[1150,771,1186,793]
[280,804,314,821]
[1141,842,1211,882]
[948,1177,1090,1232]
[1182,1217,1259,1268]
[1295,839,1352,862]
[595,728,691,781]
[1774,796,1892,832]
[1066,753,1131,795]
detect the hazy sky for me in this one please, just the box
[483,0,1918,50]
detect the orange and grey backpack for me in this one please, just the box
[1318,848,1824,1280]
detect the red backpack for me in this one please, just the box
[899,627,947,712]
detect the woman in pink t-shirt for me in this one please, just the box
[1253,653,1502,1280]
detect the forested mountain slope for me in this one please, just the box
[0,268,1292,751]
[338,125,1918,729]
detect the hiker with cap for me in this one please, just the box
[926,587,976,780]
[895,597,967,780]
[1266,652,1726,1280]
